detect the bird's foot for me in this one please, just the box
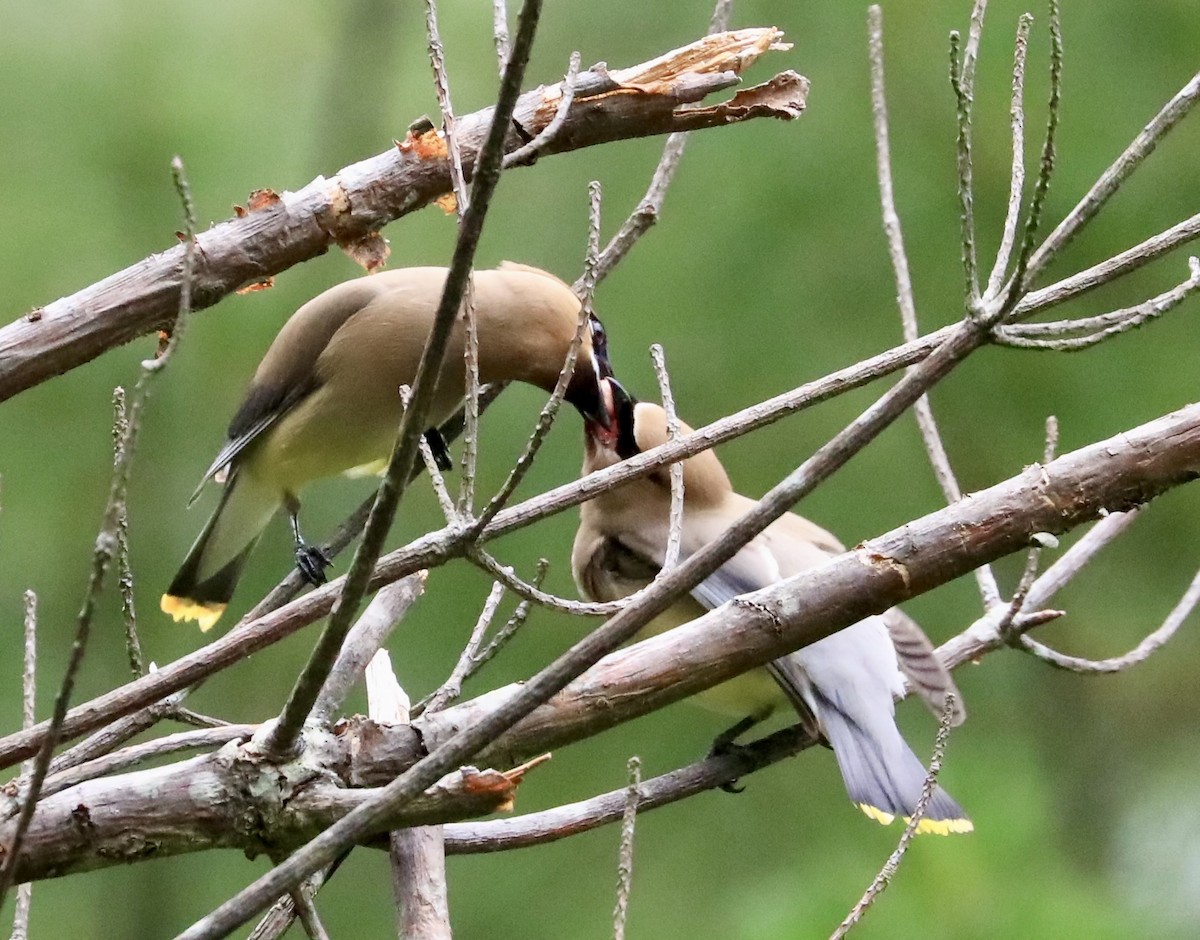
[295,544,332,586]
[707,716,762,794]
[707,736,751,794]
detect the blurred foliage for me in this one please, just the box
[2,0,1199,937]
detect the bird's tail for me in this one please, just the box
[813,688,972,835]
[160,470,279,632]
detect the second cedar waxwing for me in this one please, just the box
[572,380,971,834]
[162,263,611,632]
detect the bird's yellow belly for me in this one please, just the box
[245,382,462,495]
[640,603,786,720]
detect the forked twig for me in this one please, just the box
[1016,566,1200,673]
[421,582,507,715]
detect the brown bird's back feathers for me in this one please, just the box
[165,264,607,631]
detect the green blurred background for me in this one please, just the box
[2,0,1199,937]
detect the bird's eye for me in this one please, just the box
[589,315,607,349]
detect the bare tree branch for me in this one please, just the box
[440,724,816,854]
[0,29,804,404]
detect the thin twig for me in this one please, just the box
[0,157,198,907]
[46,687,189,777]
[650,345,685,571]
[401,385,460,525]
[20,593,36,735]
[424,0,469,216]
[1005,0,1061,302]
[170,707,230,730]
[986,13,1033,298]
[261,0,543,761]
[574,0,735,293]
[247,859,346,940]
[10,592,37,938]
[474,181,601,532]
[951,0,988,305]
[459,275,482,517]
[994,415,1059,638]
[468,559,550,676]
[442,724,816,854]
[612,757,642,940]
[830,694,957,940]
[1025,68,1200,286]
[39,725,255,800]
[423,0,482,516]
[938,508,1140,665]
[996,257,1200,350]
[504,52,581,168]
[469,549,615,615]
[870,4,1001,607]
[491,0,510,76]
[1017,212,1200,320]
[112,388,144,677]
[421,582,507,716]
[310,573,428,726]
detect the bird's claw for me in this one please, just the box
[295,545,332,586]
[707,736,751,795]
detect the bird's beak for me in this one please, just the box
[567,360,612,430]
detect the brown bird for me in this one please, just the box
[163,263,611,632]
[572,379,971,834]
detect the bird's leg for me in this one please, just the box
[423,428,454,472]
[708,714,767,795]
[285,494,332,586]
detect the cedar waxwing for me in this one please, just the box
[163,263,611,632]
[572,380,971,834]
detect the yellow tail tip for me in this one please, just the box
[857,803,973,835]
[160,594,226,633]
